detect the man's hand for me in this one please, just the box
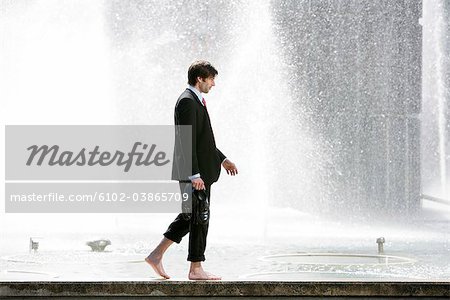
[222,159,238,176]
[191,177,206,190]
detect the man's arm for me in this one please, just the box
[217,148,238,176]
[176,98,207,190]
[217,148,226,163]
[176,98,200,176]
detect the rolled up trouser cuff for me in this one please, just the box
[187,255,205,262]
[163,232,182,244]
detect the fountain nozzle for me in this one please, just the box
[29,237,39,253]
[376,237,385,254]
[86,239,111,252]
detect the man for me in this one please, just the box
[146,60,238,280]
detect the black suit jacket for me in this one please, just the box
[172,88,226,186]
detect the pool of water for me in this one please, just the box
[259,253,416,265]
[0,206,449,281]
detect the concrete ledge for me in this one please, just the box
[0,281,449,297]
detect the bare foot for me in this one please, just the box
[145,254,170,279]
[188,269,221,280]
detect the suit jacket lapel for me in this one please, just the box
[186,88,207,111]
[185,89,214,141]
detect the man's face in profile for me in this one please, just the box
[198,76,215,93]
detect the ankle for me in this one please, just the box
[148,251,162,259]
[189,262,202,271]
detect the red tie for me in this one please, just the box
[202,97,207,108]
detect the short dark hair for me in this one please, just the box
[188,60,218,86]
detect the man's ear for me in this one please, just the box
[197,77,204,83]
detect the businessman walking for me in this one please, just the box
[146,60,238,280]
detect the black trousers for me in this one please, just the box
[163,184,211,262]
